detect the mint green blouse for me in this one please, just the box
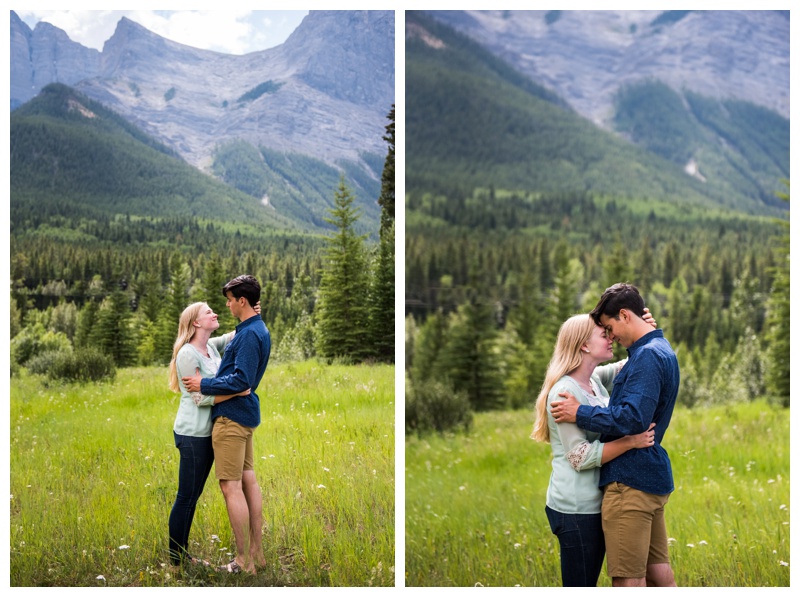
[172,332,233,437]
[544,360,625,514]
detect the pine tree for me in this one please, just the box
[764,182,789,405]
[378,105,395,240]
[202,250,235,331]
[433,299,505,411]
[315,176,370,360]
[367,221,395,362]
[91,289,137,367]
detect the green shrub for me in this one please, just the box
[406,379,473,436]
[11,326,71,367]
[27,349,116,383]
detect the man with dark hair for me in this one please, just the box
[550,283,680,587]
[182,274,271,573]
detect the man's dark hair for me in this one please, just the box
[590,282,645,325]
[222,274,261,308]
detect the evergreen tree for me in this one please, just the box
[91,290,137,367]
[764,182,789,405]
[368,221,395,362]
[409,309,448,384]
[200,250,234,333]
[433,300,505,411]
[74,298,99,348]
[378,105,395,240]
[315,176,370,360]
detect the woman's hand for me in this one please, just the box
[643,307,657,329]
[254,301,261,315]
[236,388,251,397]
[628,422,656,449]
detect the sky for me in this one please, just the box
[15,10,310,55]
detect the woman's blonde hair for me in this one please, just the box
[531,313,597,443]
[168,302,207,392]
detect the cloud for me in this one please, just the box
[15,10,308,55]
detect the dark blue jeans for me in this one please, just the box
[168,432,214,564]
[545,505,605,587]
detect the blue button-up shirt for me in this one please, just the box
[576,329,680,495]
[201,314,271,429]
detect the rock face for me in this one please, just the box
[10,10,395,171]
[428,10,789,126]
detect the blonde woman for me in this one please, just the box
[531,311,656,586]
[167,301,255,566]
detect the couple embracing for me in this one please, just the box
[167,274,271,574]
[533,283,680,587]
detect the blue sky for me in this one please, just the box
[15,10,309,55]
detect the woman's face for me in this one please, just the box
[585,324,614,361]
[195,304,220,332]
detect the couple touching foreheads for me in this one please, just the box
[533,282,680,587]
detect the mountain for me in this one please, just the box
[406,11,788,214]
[10,10,395,232]
[11,83,294,231]
[427,10,789,125]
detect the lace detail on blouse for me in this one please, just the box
[566,441,592,471]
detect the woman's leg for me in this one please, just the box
[546,506,605,586]
[168,432,214,564]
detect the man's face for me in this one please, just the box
[599,312,632,348]
[225,291,245,319]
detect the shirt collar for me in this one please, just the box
[627,328,663,356]
[235,314,261,331]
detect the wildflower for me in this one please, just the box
[317,484,326,489]
[514,543,521,549]
[687,544,695,548]
[119,545,130,550]
[699,541,708,545]
[780,504,787,510]
[323,467,330,472]
[779,561,789,567]
[96,575,106,581]
[459,486,466,491]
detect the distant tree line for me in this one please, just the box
[405,182,790,435]
[11,107,397,380]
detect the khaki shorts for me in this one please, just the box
[602,481,671,578]
[211,416,254,481]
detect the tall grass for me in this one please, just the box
[10,361,394,587]
[405,401,789,587]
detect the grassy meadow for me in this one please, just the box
[10,360,394,587]
[405,401,789,587]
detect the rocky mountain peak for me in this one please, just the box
[11,10,394,172]
[429,10,789,126]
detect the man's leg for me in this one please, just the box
[213,417,254,572]
[646,563,676,586]
[219,479,253,572]
[242,470,265,567]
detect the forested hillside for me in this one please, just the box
[404,11,789,433]
[406,11,786,216]
[10,93,397,378]
[11,84,291,228]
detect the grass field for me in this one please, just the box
[10,361,395,587]
[405,401,790,587]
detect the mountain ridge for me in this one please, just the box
[405,10,787,215]
[10,10,394,172]
[427,10,789,126]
